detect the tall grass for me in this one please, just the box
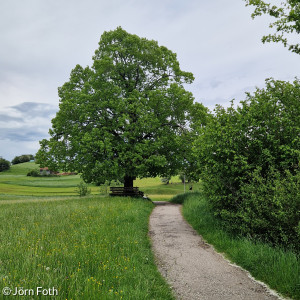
[0,196,174,299]
[175,192,300,300]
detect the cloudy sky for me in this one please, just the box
[0,0,299,161]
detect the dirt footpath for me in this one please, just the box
[149,202,283,300]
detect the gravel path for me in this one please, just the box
[149,202,283,300]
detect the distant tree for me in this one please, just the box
[244,0,300,54]
[36,27,196,188]
[12,154,34,165]
[0,157,10,172]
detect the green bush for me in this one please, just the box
[27,170,40,177]
[76,182,91,197]
[178,173,194,183]
[222,168,300,250]
[194,78,300,250]
[0,157,10,172]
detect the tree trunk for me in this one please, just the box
[124,176,134,188]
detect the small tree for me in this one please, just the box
[36,27,195,187]
[0,157,10,172]
[76,182,91,197]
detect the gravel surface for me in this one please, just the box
[149,202,284,300]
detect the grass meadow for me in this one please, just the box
[0,162,192,299]
[173,192,300,300]
[0,197,175,299]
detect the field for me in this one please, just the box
[0,162,198,299]
[0,197,176,299]
[0,162,201,201]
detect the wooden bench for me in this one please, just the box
[110,187,144,197]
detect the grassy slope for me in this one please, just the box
[0,162,82,196]
[0,162,201,199]
[177,192,300,300]
[0,196,175,300]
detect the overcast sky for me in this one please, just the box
[0,0,299,161]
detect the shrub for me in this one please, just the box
[76,182,91,197]
[0,157,10,172]
[27,170,40,177]
[194,78,300,250]
[223,168,300,250]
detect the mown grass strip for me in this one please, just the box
[0,196,174,299]
[173,192,300,300]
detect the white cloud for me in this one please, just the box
[0,0,299,160]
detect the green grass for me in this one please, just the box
[0,162,90,196]
[0,162,191,298]
[0,162,200,199]
[0,196,175,299]
[1,162,298,299]
[177,192,300,300]
[2,161,38,175]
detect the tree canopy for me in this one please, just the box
[36,27,197,187]
[244,0,300,54]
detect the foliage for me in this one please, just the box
[239,168,300,249]
[12,154,34,165]
[27,169,40,177]
[179,102,212,183]
[36,27,198,188]
[99,179,122,194]
[193,78,300,249]
[0,157,10,172]
[76,182,91,197]
[178,172,195,183]
[26,169,59,178]
[244,0,300,54]
[181,192,300,300]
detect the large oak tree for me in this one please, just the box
[36,27,195,187]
